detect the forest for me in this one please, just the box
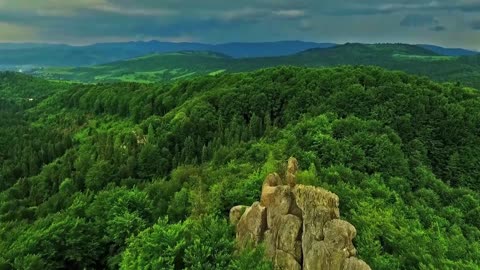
[0,66,480,269]
[36,44,480,91]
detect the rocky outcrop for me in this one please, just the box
[230,205,246,225]
[232,157,371,270]
[236,202,267,247]
[286,157,299,188]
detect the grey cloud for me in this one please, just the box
[217,8,306,24]
[400,14,438,27]
[297,19,313,31]
[471,20,480,30]
[430,25,447,31]
[1,0,480,49]
[106,0,480,14]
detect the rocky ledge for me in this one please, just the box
[230,158,371,270]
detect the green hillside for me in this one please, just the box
[38,51,232,83]
[1,67,480,269]
[0,72,69,101]
[35,43,480,89]
[293,43,440,61]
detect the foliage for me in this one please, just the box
[1,66,480,269]
[36,44,480,90]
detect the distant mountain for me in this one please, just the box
[3,41,478,67]
[210,41,335,58]
[419,44,479,56]
[36,43,480,89]
[38,51,233,82]
[87,40,335,58]
[0,43,68,50]
[295,43,438,61]
[0,41,334,67]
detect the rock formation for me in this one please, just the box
[286,157,299,188]
[231,157,371,270]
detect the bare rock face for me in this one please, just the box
[230,205,247,226]
[236,202,267,248]
[323,220,358,258]
[286,157,299,188]
[261,173,283,207]
[275,250,302,270]
[232,158,371,270]
[293,184,341,264]
[276,214,302,261]
[265,185,293,228]
[305,220,358,270]
[343,258,372,270]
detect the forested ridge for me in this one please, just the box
[1,66,480,269]
[37,44,480,90]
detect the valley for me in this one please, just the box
[33,43,480,89]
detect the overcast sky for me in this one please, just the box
[0,0,479,50]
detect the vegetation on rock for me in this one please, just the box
[233,157,371,270]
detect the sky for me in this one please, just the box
[0,0,479,50]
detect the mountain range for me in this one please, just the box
[0,41,477,67]
[36,43,480,89]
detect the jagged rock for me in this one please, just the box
[236,202,267,248]
[289,195,303,219]
[343,258,371,270]
[229,205,247,225]
[287,157,299,174]
[305,220,361,270]
[264,230,276,258]
[286,157,299,188]
[323,220,358,257]
[261,172,294,228]
[293,184,340,260]
[265,172,282,187]
[232,159,371,270]
[265,185,293,228]
[304,241,330,270]
[261,173,282,206]
[275,250,302,270]
[265,214,302,260]
[276,214,302,262]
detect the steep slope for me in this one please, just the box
[1,67,480,269]
[0,72,72,191]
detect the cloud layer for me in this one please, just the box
[0,0,479,49]
[400,14,439,27]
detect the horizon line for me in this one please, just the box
[0,40,477,52]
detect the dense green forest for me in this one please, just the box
[36,44,480,90]
[1,66,480,269]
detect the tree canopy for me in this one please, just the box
[0,66,479,269]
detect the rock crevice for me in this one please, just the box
[230,157,371,270]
